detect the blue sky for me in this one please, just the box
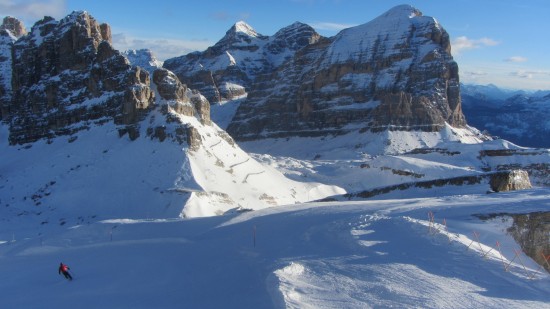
[2,0,549,90]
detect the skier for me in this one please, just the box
[58,262,73,281]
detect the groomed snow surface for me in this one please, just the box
[1,189,550,308]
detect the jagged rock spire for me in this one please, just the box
[0,16,27,38]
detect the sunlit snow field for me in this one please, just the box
[1,189,550,308]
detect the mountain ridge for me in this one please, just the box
[0,7,549,308]
[0,7,548,224]
[461,83,550,148]
[164,5,466,147]
[0,11,343,221]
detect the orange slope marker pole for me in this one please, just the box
[466,237,476,251]
[531,253,550,279]
[442,218,452,243]
[428,211,435,234]
[505,249,520,272]
[482,246,495,259]
[472,231,485,255]
[514,249,534,279]
[496,241,508,271]
[542,253,550,271]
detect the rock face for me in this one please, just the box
[164,21,321,104]
[0,11,154,144]
[489,170,532,192]
[153,68,211,125]
[0,16,27,38]
[0,17,26,113]
[122,49,163,76]
[164,5,466,142]
[507,212,550,273]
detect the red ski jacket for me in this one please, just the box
[59,264,69,273]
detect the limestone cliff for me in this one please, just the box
[0,12,154,144]
[164,5,466,142]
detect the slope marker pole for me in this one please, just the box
[505,250,520,272]
[465,238,475,251]
[542,253,550,270]
[530,252,550,279]
[514,249,534,279]
[496,241,508,270]
[481,247,494,259]
[472,231,485,255]
[428,211,436,234]
[442,218,451,243]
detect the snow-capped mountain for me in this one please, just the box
[1,7,548,225]
[166,5,466,152]
[461,83,550,148]
[1,7,550,308]
[0,12,343,224]
[164,20,320,104]
[122,49,163,76]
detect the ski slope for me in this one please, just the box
[1,189,549,308]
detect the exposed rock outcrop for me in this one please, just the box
[122,49,163,76]
[164,21,321,104]
[0,16,26,117]
[507,212,550,273]
[489,170,532,192]
[0,16,27,38]
[153,68,211,126]
[1,11,154,144]
[164,5,467,142]
[228,5,465,140]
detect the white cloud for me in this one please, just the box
[504,56,528,63]
[451,36,499,55]
[509,70,550,79]
[112,33,213,61]
[462,70,488,78]
[310,22,356,32]
[0,0,66,22]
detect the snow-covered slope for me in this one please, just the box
[241,125,550,193]
[0,97,343,226]
[166,112,344,217]
[1,189,549,308]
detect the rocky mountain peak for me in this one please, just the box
[212,20,268,52]
[163,4,467,148]
[163,20,321,104]
[0,16,27,38]
[1,11,153,144]
[58,10,112,46]
[123,49,163,76]
[378,4,422,19]
[269,22,321,53]
[233,21,259,37]
[224,4,465,144]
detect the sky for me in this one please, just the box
[1,0,550,90]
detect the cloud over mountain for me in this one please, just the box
[451,36,499,54]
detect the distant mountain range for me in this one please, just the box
[461,83,550,148]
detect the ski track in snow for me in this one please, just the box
[1,191,550,308]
